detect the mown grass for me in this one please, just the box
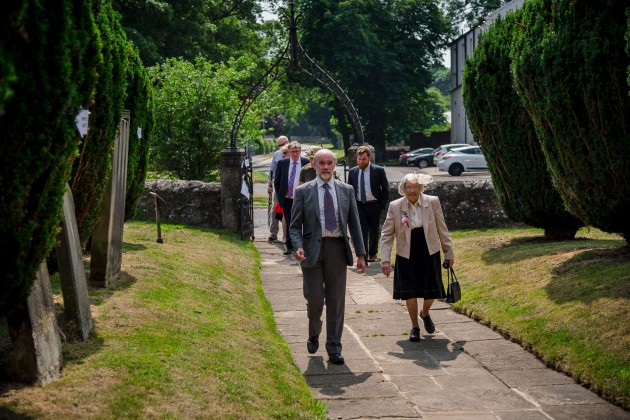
[450,227,630,409]
[1,222,325,419]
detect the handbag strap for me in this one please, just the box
[448,267,458,284]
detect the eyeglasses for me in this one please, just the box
[403,185,421,191]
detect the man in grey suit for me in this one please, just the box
[290,149,367,365]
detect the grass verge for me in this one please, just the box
[0,222,325,419]
[450,227,630,409]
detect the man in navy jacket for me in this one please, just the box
[347,145,390,262]
[274,141,310,255]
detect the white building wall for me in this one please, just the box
[449,0,526,145]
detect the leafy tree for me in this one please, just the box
[432,65,451,96]
[463,13,582,240]
[0,0,100,314]
[70,0,130,245]
[149,57,262,181]
[443,0,508,31]
[511,0,630,243]
[298,0,452,158]
[112,0,264,66]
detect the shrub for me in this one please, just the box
[149,57,262,181]
[511,0,630,243]
[0,0,99,314]
[70,0,129,245]
[124,43,153,221]
[463,12,583,240]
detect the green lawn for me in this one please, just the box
[1,222,325,419]
[2,224,628,415]
[450,227,630,409]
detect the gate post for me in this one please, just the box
[220,147,245,232]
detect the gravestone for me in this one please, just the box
[55,184,92,340]
[5,262,63,385]
[90,110,130,287]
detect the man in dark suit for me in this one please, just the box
[290,149,367,365]
[347,145,390,262]
[274,141,310,255]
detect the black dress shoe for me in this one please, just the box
[421,313,435,334]
[409,327,421,342]
[283,248,294,255]
[329,353,345,365]
[307,337,319,354]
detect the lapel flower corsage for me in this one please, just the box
[401,211,410,228]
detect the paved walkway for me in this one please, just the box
[253,211,628,419]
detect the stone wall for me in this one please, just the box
[135,179,222,228]
[388,179,521,230]
[134,178,519,231]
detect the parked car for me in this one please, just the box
[432,144,467,166]
[399,147,434,166]
[437,145,488,176]
[407,149,436,168]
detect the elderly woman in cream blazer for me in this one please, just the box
[380,173,455,342]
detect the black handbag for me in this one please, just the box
[445,266,461,303]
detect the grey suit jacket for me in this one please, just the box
[289,178,366,268]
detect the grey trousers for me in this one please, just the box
[268,190,279,236]
[301,238,347,356]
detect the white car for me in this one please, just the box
[432,144,467,166]
[437,145,488,176]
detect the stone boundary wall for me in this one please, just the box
[134,178,520,230]
[389,179,521,230]
[135,179,222,228]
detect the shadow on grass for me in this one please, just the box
[545,247,630,304]
[0,405,34,419]
[122,242,147,252]
[480,237,624,265]
[88,270,137,306]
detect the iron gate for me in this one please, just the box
[239,150,254,241]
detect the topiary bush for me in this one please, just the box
[463,12,583,240]
[511,0,630,243]
[0,0,100,314]
[123,43,153,221]
[70,0,129,245]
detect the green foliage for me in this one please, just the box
[71,0,129,245]
[511,0,630,242]
[463,13,582,239]
[149,57,262,181]
[298,0,452,155]
[112,0,264,66]
[0,0,99,314]
[444,0,508,31]
[124,43,154,220]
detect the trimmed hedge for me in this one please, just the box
[70,0,129,245]
[463,12,583,240]
[511,0,630,243]
[0,0,100,314]
[124,43,153,221]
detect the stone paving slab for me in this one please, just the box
[252,211,629,419]
[325,397,420,419]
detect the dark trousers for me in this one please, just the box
[302,237,347,356]
[283,198,294,250]
[358,201,382,257]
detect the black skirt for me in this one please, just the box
[393,227,446,300]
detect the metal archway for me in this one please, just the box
[229,1,364,148]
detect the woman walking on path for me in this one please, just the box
[380,173,455,342]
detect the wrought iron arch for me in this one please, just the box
[229,1,364,148]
